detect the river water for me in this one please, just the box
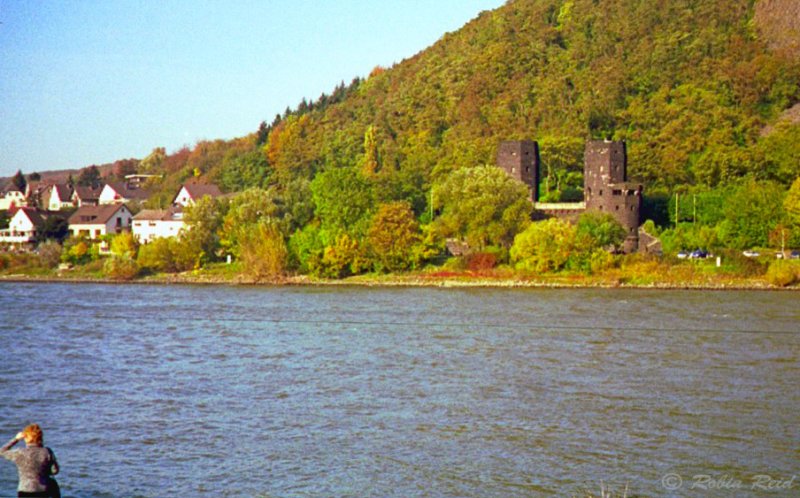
[0,283,797,497]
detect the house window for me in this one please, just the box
[599,190,603,196]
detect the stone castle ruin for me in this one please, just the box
[497,139,643,253]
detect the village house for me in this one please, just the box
[24,181,51,208]
[71,186,102,207]
[173,183,223,207]
[98,182,150,205]
[131,207,185,244]
[0,207,50,246]
[42,184,74,211]
[0,187,26,211]
[124,174,161,188]
[67,204,133,239]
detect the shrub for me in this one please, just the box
[110,232,139,259]
[766,260,799,287]
[466,252,497,271]
[137,237,176,273]
[318,233,368,278]
[576,212,626,249]
[238,221,288,280]
[36,241,62,268]
[62,239,92,266]
[103,256,140,281]
[510,218,577,273]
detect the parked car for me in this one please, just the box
[742,250,760,258]
[677,251,689,259]
[790,250,800,260]
[690,249,708,259]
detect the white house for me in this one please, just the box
[0,188,26,211]
[98,182,150,205]
[43,184,74,211]
[173,183,223,207]
[68,204,133,239]
[131,208,185,244]
[0,207,48,245]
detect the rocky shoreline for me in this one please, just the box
[0,272,792,291]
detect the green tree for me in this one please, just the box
[310,167,374,236]
[219,188,280,259]
[40,216,69,243]
[783,177,800,245]
[279,178,315,234]
[77,165,102,188]
[367,201,422,272]
[139,147,166,174]
[288,223,325,274]
[11,170,26,192]
[180,196,227,267]
[510,218,577,273]
[219,149,271,192]
[361,125,380,176]
[720,179,786,249]
[433,165,531,249]
[538,136,584,200]
[575,212,626,249]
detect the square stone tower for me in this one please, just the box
[584,140,642,252]
[496,141,540,201]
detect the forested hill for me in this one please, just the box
[253,0,799,195]
[76,0,800,209]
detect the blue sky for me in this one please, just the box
[0,0,505,178]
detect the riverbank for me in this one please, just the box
[0,263,794,290]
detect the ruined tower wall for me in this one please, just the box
[584,140,627,205]
[496,141,540,201]
[583,140,642,252]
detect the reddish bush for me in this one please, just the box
[466,252,497,271]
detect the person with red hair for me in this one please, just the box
[1,424,60,498]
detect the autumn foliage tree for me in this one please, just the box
[367,201,422,272]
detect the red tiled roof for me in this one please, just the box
[106,182,150,201]
[182,183,222,199]
[68,204,129,225]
